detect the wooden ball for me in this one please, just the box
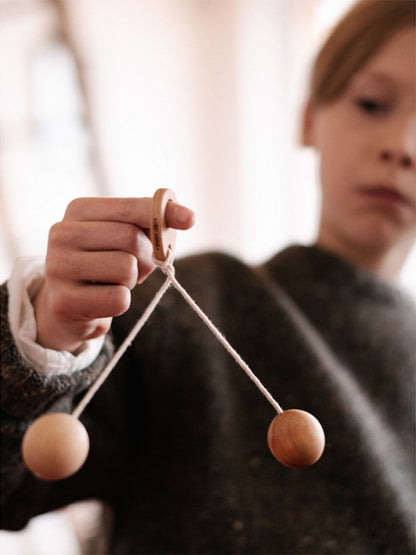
[22,413,90,481]
[267,409,325,469]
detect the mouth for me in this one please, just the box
[357,184,414,211]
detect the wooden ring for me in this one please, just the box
[150,188,177,262]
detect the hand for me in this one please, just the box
[32,197,195,353]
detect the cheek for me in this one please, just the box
[318,141,351,196]
[318,124,366,199]
[313,115,354,188]
[310,105,368,203]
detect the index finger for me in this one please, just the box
[64,197,195,230]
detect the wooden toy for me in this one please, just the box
[21,188,325,480]
[22,413,89,481]
[267,409,325,468]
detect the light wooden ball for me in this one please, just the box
[22,413,90,481]
[267,409,325,469]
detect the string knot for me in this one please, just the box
[153,247,175,278]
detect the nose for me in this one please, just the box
[379,116,415,169]
[380,149,413,168]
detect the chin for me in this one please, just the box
[349,220,415,255]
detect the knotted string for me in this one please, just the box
[72,249,283,420]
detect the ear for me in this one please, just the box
[300,100,315,147]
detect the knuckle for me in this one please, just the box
[49,288,76,320]
[47,222,68,250]
[126,224,151,256]
[137,240,156,283]
[124,223,143,253]
[119,254,138,289]
[108,286,131,316]
[115,198,133,220]
[44,257,62,280]
[64,197,83,217]
[118,229,154,286]
[139,258,156,282]
[47,221,77,255]
[48,222,61,241]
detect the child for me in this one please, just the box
[1,1,415,553]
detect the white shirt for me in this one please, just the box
[7,257,105,376]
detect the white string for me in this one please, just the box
[158,254,283,414]
[72,275,172,419]
[72,249,283,419]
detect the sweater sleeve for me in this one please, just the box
[7,256,105,376]
[0,280,114,512]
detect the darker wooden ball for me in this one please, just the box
[267,409,325,469]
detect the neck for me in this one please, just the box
[314,233,413,282]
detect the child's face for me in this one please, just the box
[306,27,415,258]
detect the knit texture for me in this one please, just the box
[1,245,415,554]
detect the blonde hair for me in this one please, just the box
[309,0,415,106]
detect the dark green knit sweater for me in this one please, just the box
[1,246,415,554]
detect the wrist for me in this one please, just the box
[7,257,107,375]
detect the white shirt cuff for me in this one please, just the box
[7,257,105,376]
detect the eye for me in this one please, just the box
[355,97,387,114]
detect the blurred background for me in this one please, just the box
[1,0,415,290]
[0,0,414,553]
